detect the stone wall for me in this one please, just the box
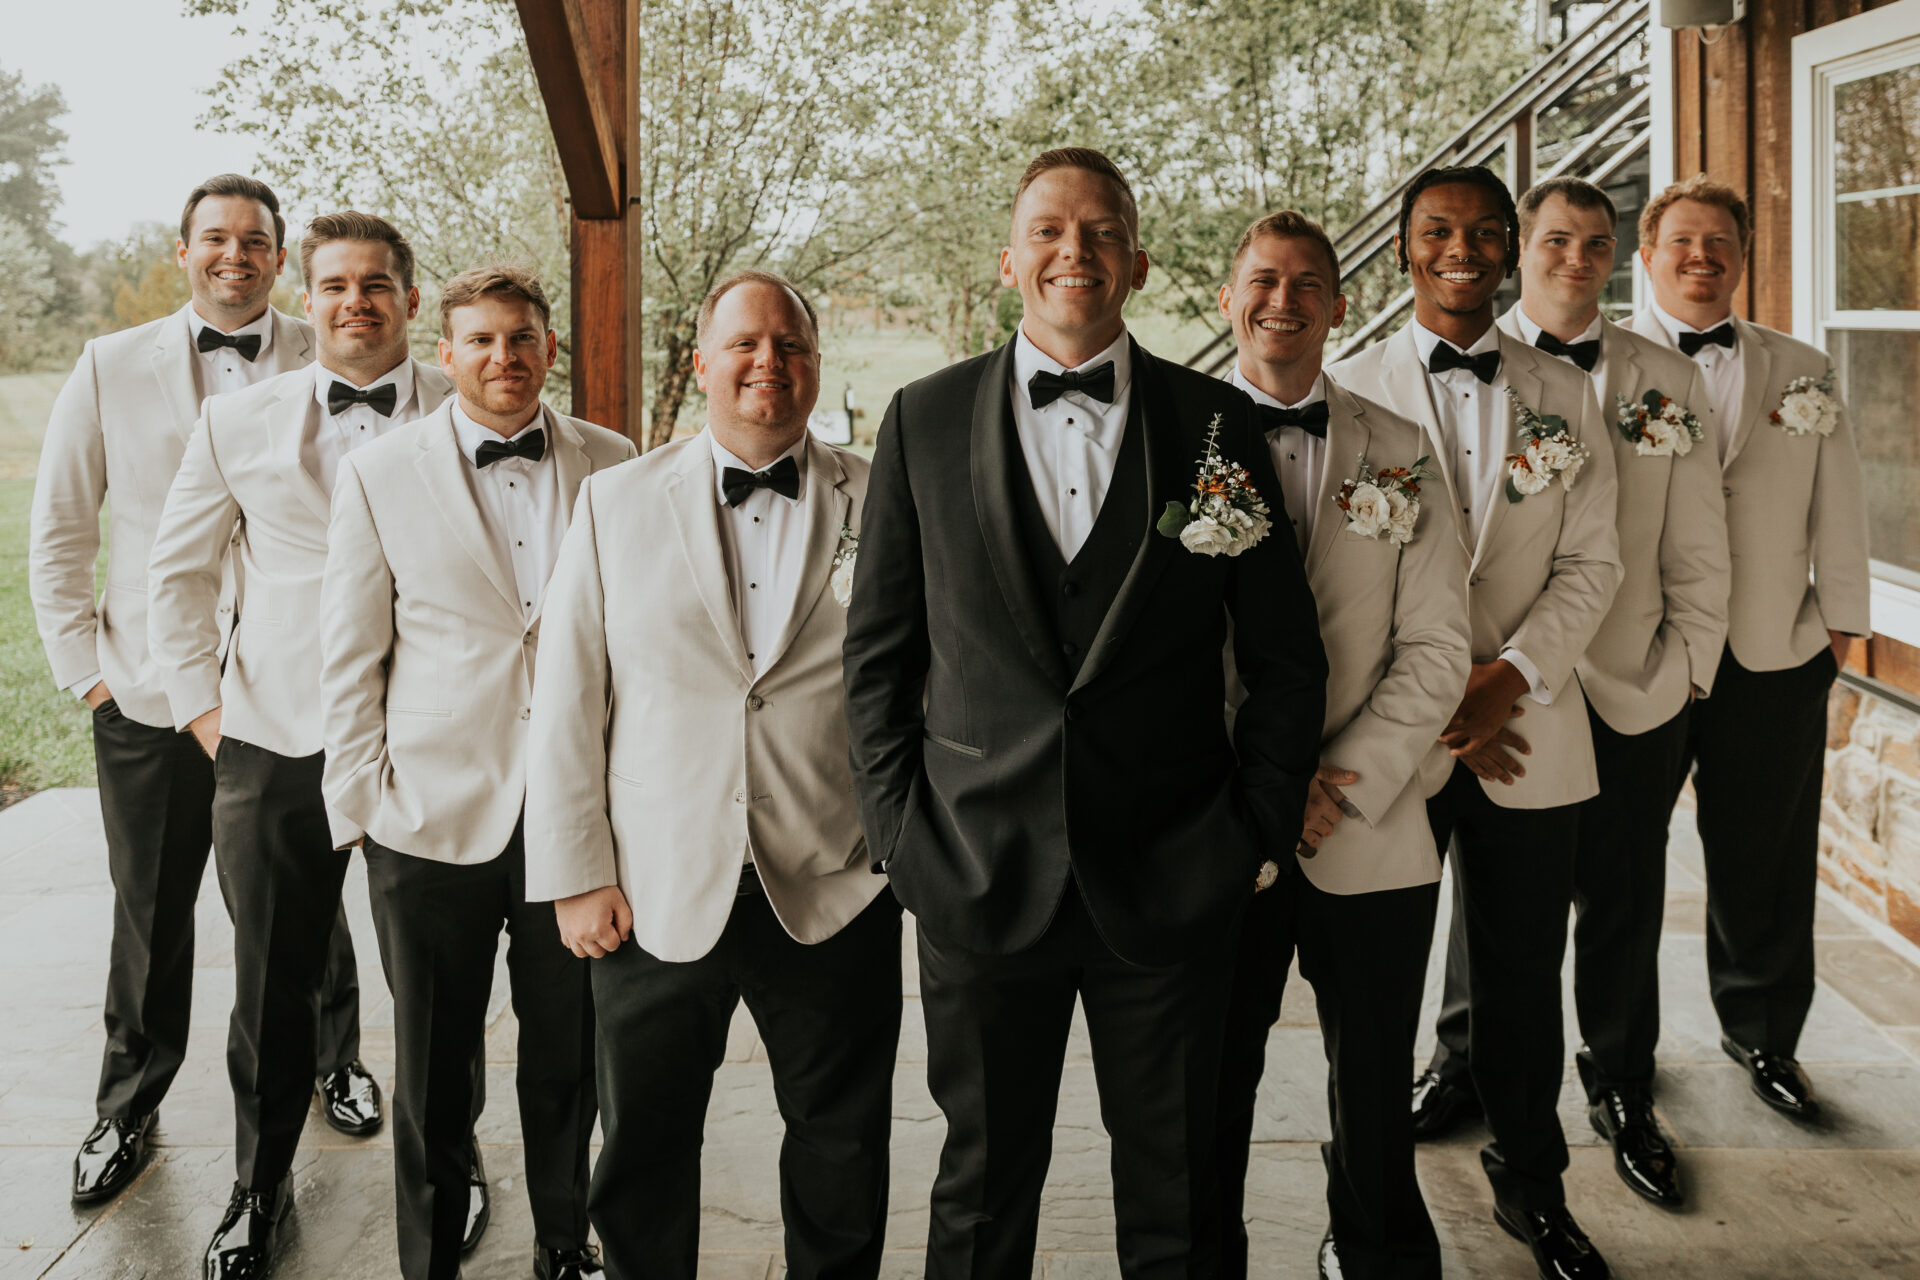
[1822,681,1920,948]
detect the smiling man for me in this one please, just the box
[843,147,1326,1277]
[29,175,377,1213]
[147,211,454,1280]
[1329,164,1620,1280]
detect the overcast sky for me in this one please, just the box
[8,3,261,250]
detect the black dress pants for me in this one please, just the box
[918,879,1236,1280]
[1216,873,1441,1280]
[211,739,351,1191]
[91,705,360,1122]
[363,827,596,1280]
[588,881,902,1280]
[1572,703,1692,1099]
[1688,645,1837,1055]
[1425,763,1579,1212]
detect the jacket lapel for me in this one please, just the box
[1476,333,1544,567]
[152,308,203,443]
[1724,318,1774,471]
[666,436,755,684]
[265,310,314,376]
[971,341,1070,686]
[414,406,522,616]
[758,436,851,677]
[1379,325,1472,563]
[1601,319,1639,419]
[1304,382,1371,582]
[273,379,335,525]
[412,361,451,416]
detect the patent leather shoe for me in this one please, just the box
[1721,1036,1817,1117]
[1493,1203,1610,1280]
[1316,1227,1345,1280]
[316,1059,383,1136]
[1410,1067,1480,1140]
[202,1177,290,1280]
[72,1111,156,1205]
[1588,1088,1682,1206]
[463,1142,490,1254]
[534,1242,605,1279]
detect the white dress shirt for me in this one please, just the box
[306,357,418,496]
[1650,301,1741,463]
[450,404,565,618]
[1230,366,1325,553]
[1009,324,1133,560]
[1410,318,1550,705]
[1512,308,1608,413]
[710,432,809,680]
[188,306,276,400]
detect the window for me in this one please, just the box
[1795,1,1920,644]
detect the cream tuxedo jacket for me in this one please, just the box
[30,306,314,728]
[147,360,453,759]
[1498,311,1731,735]
[524,431,881,962]
[1330,325,1622,810]
[1628,312,1870,672]
[1251,379,1473,894]
[318,402,635,857]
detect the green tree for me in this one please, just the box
[0,215,58,369]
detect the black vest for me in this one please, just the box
[1008,398,1149,681]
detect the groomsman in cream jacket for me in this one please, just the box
[28,174,375,1208]
[320,265,629,1280]
[1329,165,1621,1280]
[1484,177,1728,1209]
[524,270,897,1280]
[1630,175,1869,1119]
[147,211,452,1280]
[1212,211,1471,1280]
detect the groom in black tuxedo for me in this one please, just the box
[844,146,1327,1279]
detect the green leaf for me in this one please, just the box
[1504,476,1526,504]
[1536,412,1568,433]
[1641,388,1666,413]
[1156,500,1193,539]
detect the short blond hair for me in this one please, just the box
[1012,147,1139,246]
[1230,210,1341,284]
[439,264,552,338]
[1640,174,1751,255]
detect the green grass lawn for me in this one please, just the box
[0,476,101,793]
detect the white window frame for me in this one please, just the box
[1793,0,1920,647]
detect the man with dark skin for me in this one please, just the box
[1330,165,1620,1280]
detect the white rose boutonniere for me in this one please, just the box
[830,523,858,607]
[1615,389,1704,458]
[1156,413,1273,557]
[1334,453,1435,545]
[1502,388,1590,502]
[1772,370,1841,437]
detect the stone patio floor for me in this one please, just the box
[2,786,1919,1278]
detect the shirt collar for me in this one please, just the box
[1650,299,1736,345]
[708,429,808,507]
[315,355,415,417]
[187,304,275,359]
[1411,316,1500,369]
[1012,322,1133,405]
[451,400,547,466]
[1511,306,1602,349]
[1228,365,1325,412]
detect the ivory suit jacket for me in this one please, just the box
[1498,311,1731,735]
[1330,324,1623,810]
[523,431,881,963]
[1627,311,1870,672]
[29,306,315,728]
[1247,377,1473,894]
[318,402,635,857]
[147,359,453,760]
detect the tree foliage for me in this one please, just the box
[0,65,72,372]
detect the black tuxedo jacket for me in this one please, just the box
[843,337,1327,966]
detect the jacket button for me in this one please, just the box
[1064,703,1077,722]
[1722,486,1733,499]
[519,708,530,720]
[1061,580,1079,598]
[733,789,746,804]
[1060,640,1078,657]
[747,694,764,711]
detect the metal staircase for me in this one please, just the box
[1187,0,1654,375]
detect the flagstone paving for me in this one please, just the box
[2,785,1918,1278]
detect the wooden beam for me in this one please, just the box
[517,0,623,219]
[1748,0,1804,331]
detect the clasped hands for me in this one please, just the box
[1440,658,1532,785]
[555,885,633,958]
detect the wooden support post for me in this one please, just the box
[1509,111,1535,197]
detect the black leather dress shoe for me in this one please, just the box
[1588,1088,1683,1207]
[1493,1203,1610,1280]
[72,1111,156,1205]
[1316,1227,1345,1280]
[203,1177,291,1280]
[534,1242,605,1279]
[316,1060,383,1136]
[1721,1036,1818,1117]
[1410,1068,1481,1140]
[464,1143,490,1254]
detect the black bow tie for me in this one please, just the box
[1678,323,1737,356]
[1028,361,1116,409]
[1427,342,1502,385]
[197,328,262,361]
[328,380,399,417]
[1533,330,1601,372]
[475,429,547,468]
[722,454,800,507]
[1257,401,1330,438]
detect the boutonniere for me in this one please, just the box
[830,523,858,607]
[1771,370,1840,437]
[1333,453,1435,545]
[1502,387,1591,502]
[1615,389,1704,457]
[1155,413,1272,556]
[1255,859,1281,892]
